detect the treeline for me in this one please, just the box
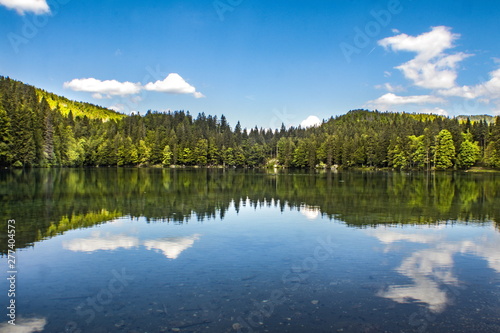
[1,76,500,169]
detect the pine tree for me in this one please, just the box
[433,129,456,170]
[408,135,426,169]
[0,105,12,165]
[456,131,480,169]
[193,139,208,166]
[10,106,36,166]
[277,137,295,167]
[162,145,173,166]
[389,136,409,170]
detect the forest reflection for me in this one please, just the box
[1,168,499,254]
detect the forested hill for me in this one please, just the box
[36,89,125,121]
[0,76,125,121]
[0,76,500,169]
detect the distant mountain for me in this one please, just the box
[456,115,495,124]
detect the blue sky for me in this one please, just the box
[1,0,500,129]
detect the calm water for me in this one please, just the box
[1,169,500,333]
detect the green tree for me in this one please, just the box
[179,147,194,165]
[433,129,456,170]
[456,132,480,169]
[10,106,36,166]
[193,139,208,166]
[118,136,137,166]
[484,142,500,168]
[277,137,295,167]
[292,139,308,168]
[0,106,12,165]
[207,139,220,165]
[137,139,151,165]
[162,145,173,166]
[223,147,235,166]
[389,137,410,170]
[408,135,426,169]
[247,144,265,167]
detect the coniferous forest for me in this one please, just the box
[1,76,500,170]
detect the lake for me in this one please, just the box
[1,168,500,333]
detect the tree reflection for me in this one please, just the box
[1,168,499,253]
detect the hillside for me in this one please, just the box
[0,76,125,121]
[36,89,125,121]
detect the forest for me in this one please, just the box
[1,75,500,170]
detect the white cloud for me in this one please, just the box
[438,68,500,101]
[63,78,141,98]
[0,317,47,333]
[144,234,201,259]
[144,73,205,98]
[379,26,471,89]
[130,95,143,103]
[300,115,321,128]
[64,73,205,100]
[0,0,50,15]
[419,107,449,116]
[375,83,405,93]
[366,93,445,110]
[109,104,126,112]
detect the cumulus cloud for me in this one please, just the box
[144,73,205,98]
[64,73,204,101]
[0,0,50,15]
[366,93,445,110]
[300,115,321,128]
[379,26,471,89]
[63,78,141,98]
[438,68,500,101]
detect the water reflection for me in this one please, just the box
[144,234,201,259]
[0,317,46,333]
[299,205,321,220]
[1,169,499,254]
[370,226,500,313]
[0,190,499,332]
[63,231,140,252]
[62,229,202,260]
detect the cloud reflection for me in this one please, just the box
[0,317,46,333]
[144,234,201,259]
[300,205,321,220]
[369,226,500,313]
[63,231,202,260]
[63,231,139,252]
